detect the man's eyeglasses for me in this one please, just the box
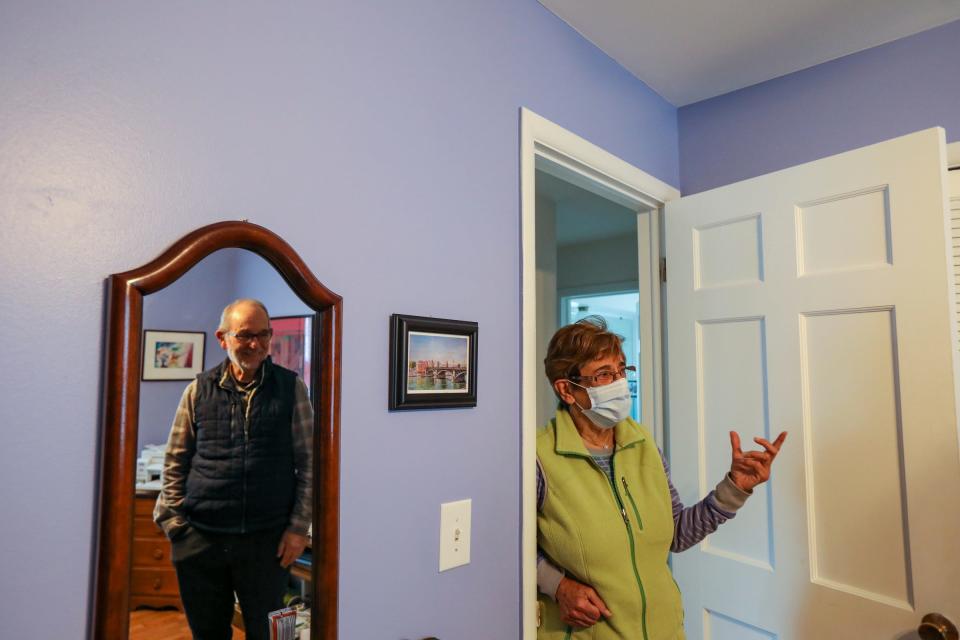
[568,365,636,386]
[227,329,273,343]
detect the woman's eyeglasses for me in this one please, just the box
[568,365,636,386]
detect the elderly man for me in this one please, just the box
[154,298,313,640]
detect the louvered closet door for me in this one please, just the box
[665,128,960,640]
[951,168,960,347]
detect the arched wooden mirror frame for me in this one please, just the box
[91,221,341,640]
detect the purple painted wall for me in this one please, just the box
[233,250,312,319]
[679,19,960,194]
[0,1,677,638]
[138,251,236,449]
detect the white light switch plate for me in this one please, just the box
[439,499,471,571]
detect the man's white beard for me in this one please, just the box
[228,349,261,374]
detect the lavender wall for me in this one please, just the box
[233,250,312,319]
[138,250,236,449]
[679,19,960,194]
[0,1,677,638]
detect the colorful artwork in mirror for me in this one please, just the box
[271,315,312,394]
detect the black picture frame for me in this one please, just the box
[389,314,478,410]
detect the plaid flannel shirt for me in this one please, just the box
[154,363,314,538]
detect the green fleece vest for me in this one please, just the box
[537,410,685,640]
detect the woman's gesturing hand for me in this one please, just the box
[728,430,787,492]
[555,576,613,628]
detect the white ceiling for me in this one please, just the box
[539,0,960,106]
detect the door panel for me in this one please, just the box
[801,309,910,608]
[666,128,960,640]
[696,317,773,570]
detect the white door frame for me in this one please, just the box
[519,108,680,637]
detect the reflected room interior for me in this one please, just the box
[130,248,316,640]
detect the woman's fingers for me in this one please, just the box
[586,590,613,618]
[754,431,788,456]
[743,450,770,461]
[557,578,603,627]
[731,430,787,490]
[564,610,598,628]
[736,458,768,481]
[735,456,766,471]
[558,582,612,628]
[729,431,743,458]
[731,430,788,462]
[566,613,597,628]
[577,599,600,621]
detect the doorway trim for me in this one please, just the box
[519,108,680,637]
[948,141,959,168]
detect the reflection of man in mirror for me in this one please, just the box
[154,298,313,640]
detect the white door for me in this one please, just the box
[665,128,960,640]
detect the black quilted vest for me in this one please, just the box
[184,357,297,534]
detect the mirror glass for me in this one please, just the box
[129,248,316,640]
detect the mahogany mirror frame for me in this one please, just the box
[91,221,341,640]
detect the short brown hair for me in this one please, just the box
[544,316,624,404]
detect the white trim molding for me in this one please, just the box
[949,141,960,169]
[519,107,680,638]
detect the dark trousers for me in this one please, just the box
[173,526,289,640]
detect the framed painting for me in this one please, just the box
[389,314,478,410]
[271,315,313,392]
[142,330,206,381]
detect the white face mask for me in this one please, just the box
[569,377,632,429]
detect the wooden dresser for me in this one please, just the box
[131,491,183,610]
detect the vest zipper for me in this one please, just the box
[237,395,248,535]
[610,453,650,640]
[241,386,257,535]
[621,477,644,530]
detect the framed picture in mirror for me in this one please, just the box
[141,330,206,380]
[271,315,313,395]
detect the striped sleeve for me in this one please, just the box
[665,453,751,552]
[154,381,197,539]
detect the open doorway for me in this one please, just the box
[520,108,681,638]
[535,167,642,425]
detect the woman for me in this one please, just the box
[537,317,785,639]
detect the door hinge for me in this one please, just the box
[659,257,667,283]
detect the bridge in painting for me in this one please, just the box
[424,365,467,383]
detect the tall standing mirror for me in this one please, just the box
[91,222,341,640]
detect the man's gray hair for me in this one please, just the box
[218,298,271,332]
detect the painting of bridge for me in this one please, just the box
[407,331,470,393]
